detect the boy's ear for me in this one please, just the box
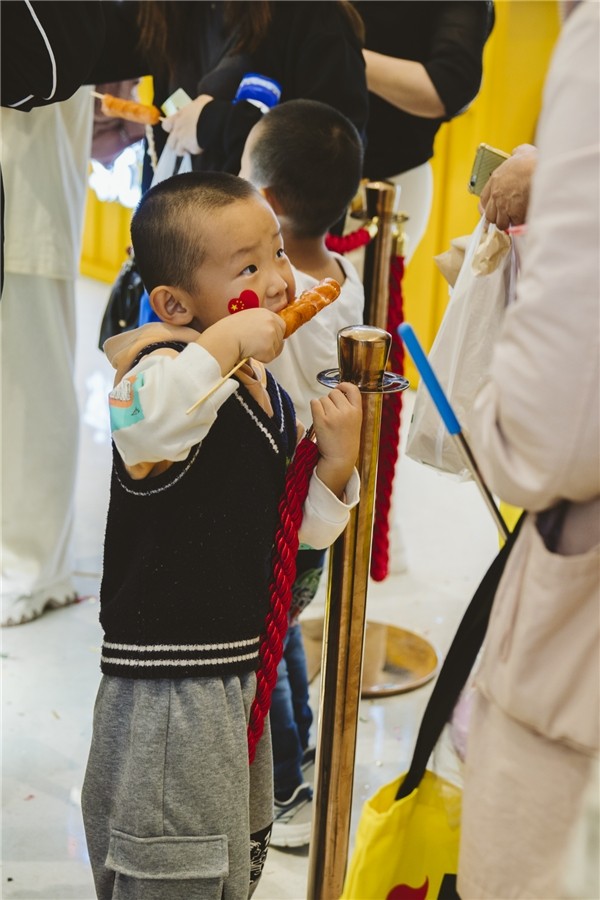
[150,286,194,325]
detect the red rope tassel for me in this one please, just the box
[370,255,405,582]
[325,227,372,255]
[247,436,320,763]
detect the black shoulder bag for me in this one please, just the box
[98,250,145,351]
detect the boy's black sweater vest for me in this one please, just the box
[100,371,297,679]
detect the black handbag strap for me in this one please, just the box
[396,512,526,800]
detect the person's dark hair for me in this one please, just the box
[137,2,273,80]
[136,2,363,81]
[248,99,363,238]
[130,172,258,293]
[338,0,365,44]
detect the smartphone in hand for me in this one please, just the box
[468,143,510,195]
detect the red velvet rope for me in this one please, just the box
[247,436,320,763]
[325,227,372,254]
[370,255,405,582]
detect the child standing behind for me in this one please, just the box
[81,171,362,900]
[239,98,364,847]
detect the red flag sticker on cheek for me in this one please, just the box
[228,290,260,314]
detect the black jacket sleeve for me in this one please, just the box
[196,99,264,175]
[1,0,107,110]
[423,1,494,117]
[194,1,368,176]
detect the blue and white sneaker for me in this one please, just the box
[301,745,316,785]
[271,782,313,848]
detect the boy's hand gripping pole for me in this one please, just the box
[399,323,509,539]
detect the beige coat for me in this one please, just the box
[458,3,599,896]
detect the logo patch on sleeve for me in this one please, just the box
[109,373,145,431]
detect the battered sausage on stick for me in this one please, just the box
[186,278,341,414]
[279,277,340,337]
[95,91,161,126]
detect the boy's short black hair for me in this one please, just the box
[247,99,363,238]
[131,171,258,293]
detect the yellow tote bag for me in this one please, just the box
[342,770,461,899]
[342,514,525,900]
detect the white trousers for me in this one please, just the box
[346,159,434,280]
[355,162,433,571]
[458,690,597,899]
[388,159,434,265]
[1,273,79,608]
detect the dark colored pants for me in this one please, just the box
[270,548,325,799]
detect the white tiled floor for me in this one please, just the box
[2,277,596,899]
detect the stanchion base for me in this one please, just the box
[300,618,439,696]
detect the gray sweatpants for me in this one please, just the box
[82,674,273,900]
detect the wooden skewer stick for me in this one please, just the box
[186,358,249,415]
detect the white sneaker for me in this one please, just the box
[1,584,78,627]
[271,783,313,849]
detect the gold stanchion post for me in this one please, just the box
[358,180,439,697]
[306,326,407,900]
[362,180,400,329]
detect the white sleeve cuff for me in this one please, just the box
[299,468,360,549]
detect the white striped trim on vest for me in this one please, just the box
[235,394,280,454]
[101,636,261,672]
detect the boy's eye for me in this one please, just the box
[241,264,258,275]
[276,248,286,259]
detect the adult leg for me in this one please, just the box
[458,691,595,899]
[386,162,434,573]
[343,160,433,283]
[389,160,433,265]
[1,273,79,625]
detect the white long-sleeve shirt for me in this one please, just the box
[106,329,359,550]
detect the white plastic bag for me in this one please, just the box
[151,144,192,187]
[406,216,517,480]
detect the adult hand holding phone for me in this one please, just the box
[479,144,538,230]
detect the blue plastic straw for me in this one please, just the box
[399,323,509,538]
[398,323,461,435]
